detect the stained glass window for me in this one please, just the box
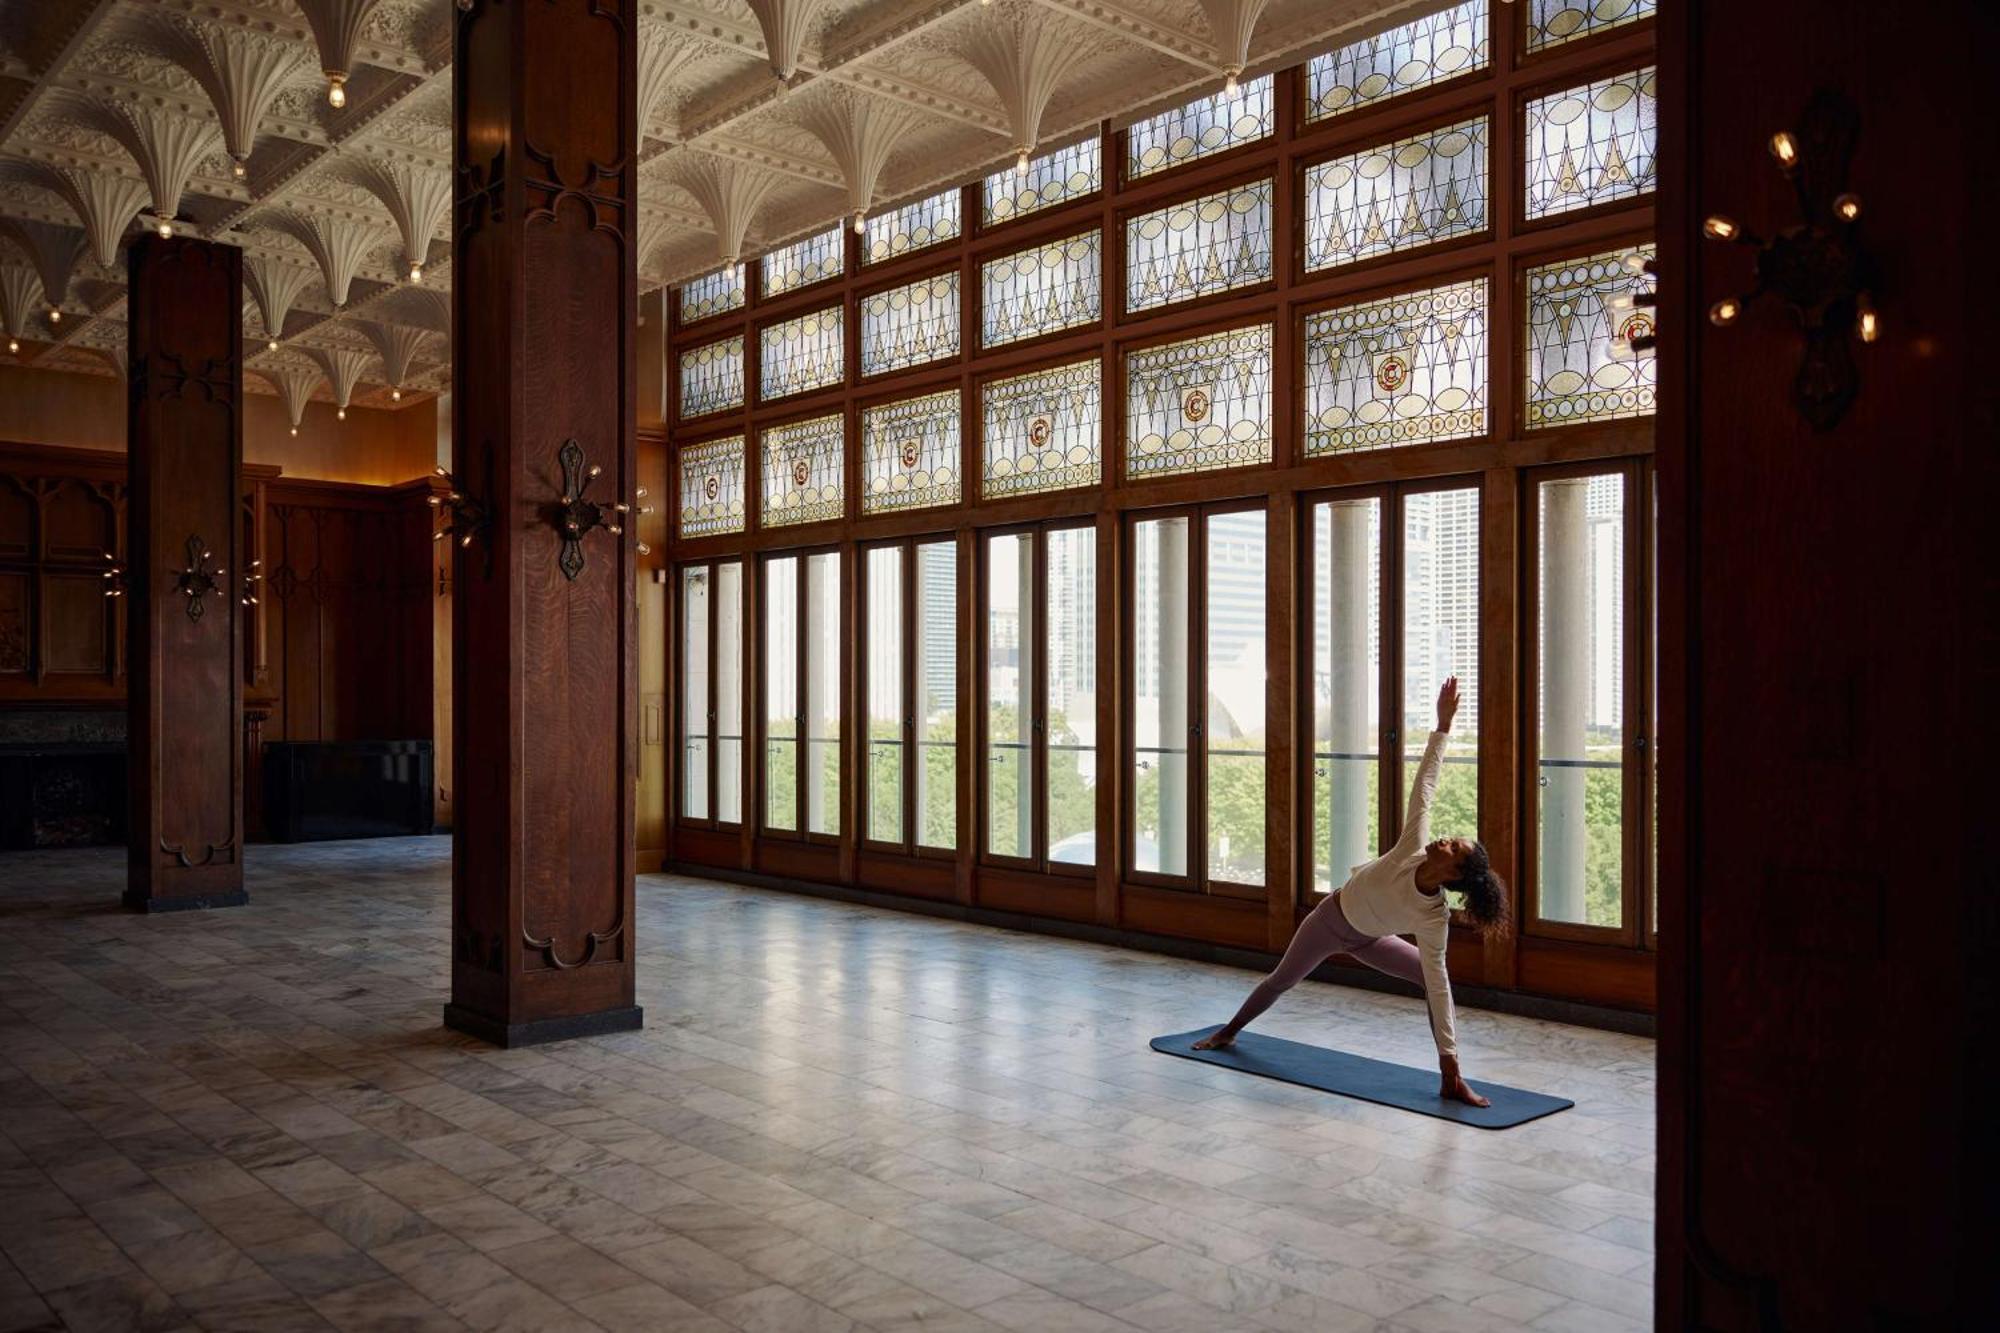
[1126,324,1272,481]
[1306,1,1488,122]
[761,224,844,297]
[981,358,1101,499]
[760,413,845,527]
[864,188,961,266]
[1525,244,1656,429]
[678,434,747,538]
[1304,279,1488,456]
[862,389,962,514]
[679,266,745,322]
[1126,177,1273,314]
[981,229,1101,349]
[759,305,843,401]
[984,138,1101,226]
[1304,116,1487,272]
[859,271,960,377]
[679,335,743,418]
[1125,74,1274,180]
[1524,66,1657,219]
[1527,0,1656,51]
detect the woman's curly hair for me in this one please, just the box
[1447,843,1510,934]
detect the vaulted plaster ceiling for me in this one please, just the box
[0,0,1428,413]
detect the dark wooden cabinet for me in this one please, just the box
[262,740,435,843]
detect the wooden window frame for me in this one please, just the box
[858,533,959,861]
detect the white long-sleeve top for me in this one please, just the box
[1334,729,1459,1060]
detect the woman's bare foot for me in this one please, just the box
[1192,1030,1236,1050]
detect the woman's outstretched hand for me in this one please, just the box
[1436,676,1460,733]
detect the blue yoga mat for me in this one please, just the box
[1151,1027,1574,1130]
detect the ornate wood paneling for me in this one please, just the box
[1656,0,1991,1325]
[448,0,640,1046]
[125,234,244,911]
[0,446,125,697]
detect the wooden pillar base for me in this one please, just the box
[443,1003,643,1050]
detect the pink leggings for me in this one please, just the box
[1217,892,1423,1036]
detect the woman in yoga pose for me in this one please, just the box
[1194,676,1508,1107]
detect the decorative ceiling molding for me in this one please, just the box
[307,343,370,411]
[0,217,90,313]
[257,362,323,429]
[71,94,222,223]
[242,251,316,344]
[0,264,43,343]
[143,13,313,169]
[794,82,924,228]
[359,318,427,389]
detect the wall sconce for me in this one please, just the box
[549,438,651,581]
[1702,90,1873,431]
[175,535,223,622]
[101,551,125,599]
[241,558,262,607]
[430,461,493,577]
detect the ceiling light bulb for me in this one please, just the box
[1834,193,1861,222]
[853,211,866,235]
[1702,215,1739,241]
[156,221,173,238]
[46,307,60,324]
[268,338,279,351]
[327,75,347,109]
[1224,69,1240,96]
[336,407,346,420]
[408,262,423,283]
[1857,300,1878,343]
[1768,130,1797,169]
[290,426,299,436]
[7,339,17,354]
[232,158,247,179]
[1015,148,1030,176]
[1708,297,1741,326]
[391,388,402,401]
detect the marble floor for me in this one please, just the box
[0,838,1655,1333]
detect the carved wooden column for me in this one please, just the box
[124,234,244,911]
[446,0,641,1045]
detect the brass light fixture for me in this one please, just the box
[174,536,224,622]
[429,462,493,576]
[1702,90,1875,431]
[549,438,651,582]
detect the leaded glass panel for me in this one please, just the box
[1304,279,1488,456]
[1126,75,1274,180]
[679,266,745,322]
[761,225,844,297]
[1305,116,1487,272]
[984,138,1101,226]
[864,188,961,266]
[1306,1,1488,122]
[760,413,845,527]
[678,434,747,538]
[859,271,960,376]
[1524,66,1657,219]
[1527,0,1656,51]
[759,305,843,400]
[1525,245,1656,429]
[981,358,1101,498]
[1126,325,1273,481]
[981,229,1101,349]
[679,335,743,418]
[1125,178,1273,314]
[862,389,962,514]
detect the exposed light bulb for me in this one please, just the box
[1834,193,1861,222]
[1702,215,1739,241]
[391,388,402,401]
[46,307,60,324]
[1708,297,1741,327]
[327,74,347,109]
[1857,298,1878,343]
[289,426,299,436]
[232,158,247,179]
[1768,130,1797,169]
[853,210,866,235]
[156,221,173,238]
[7,339,18,354]
[460,533,473,548]
[268,338,279,351]
[1015,148,1030,176]
[336,407,346,420]
[1223,69,1240,96]
[408,262,423,283]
